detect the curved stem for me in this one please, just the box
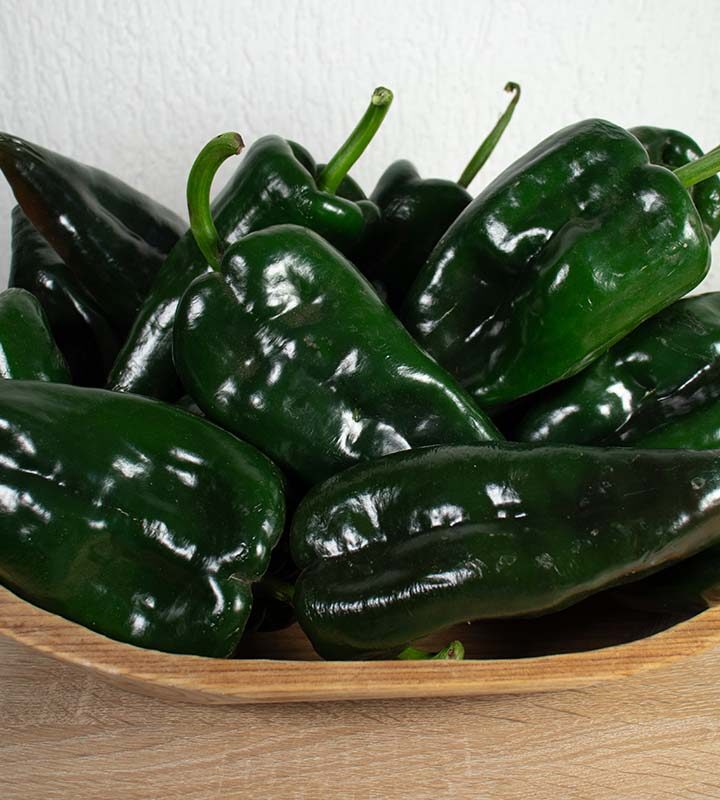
[457,82,521,189]
[187,132,244,270]
[674,145,720,188]
[397,640,465,661]
[316,87,394,194]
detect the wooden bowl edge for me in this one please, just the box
[2,585,719,704]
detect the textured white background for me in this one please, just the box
[1,0,720,287]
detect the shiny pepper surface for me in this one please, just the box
[402,119,710,408]
[108,137,379,400]
[292,444,720,659]
[631,125,720,241]
[174,225,501,486]
[0,289,70,382]
[514,292,720,446]
[633,404,720,449]
[0,133,185,332]
[0,381,285,657]
[10,207,119,386]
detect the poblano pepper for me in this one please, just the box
[633,404,720,449]
[0,380,285,657]
[108,88,392,401]
[513,292,720,446]
[0,133,185,332]
[357,83,520,308]
[608,398,720,618]
[171,132,500,484]
[10,207,119,386]
[174,224,501,483]
[631,125,720,240]
[402,119,718,409]
[291,443,720,659]
[0,289,70,382]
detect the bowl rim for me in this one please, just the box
[2,585,719,704]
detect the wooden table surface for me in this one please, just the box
[0,638,720,800]
[3,635,720,800]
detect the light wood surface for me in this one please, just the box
[3,632,720,799]
[1,585,719,704]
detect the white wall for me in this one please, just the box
[1,0,720,288]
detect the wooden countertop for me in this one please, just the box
[2,635,720,799]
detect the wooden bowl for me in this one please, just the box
[2,585,720,704]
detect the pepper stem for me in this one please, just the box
[457,82,521,189]
[187,132,244,270]
[316,87,394,194]
[397,640,465,661]
[674,145,720,188]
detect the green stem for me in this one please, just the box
[457,82,521,189]
[187,132,244,270]
[255,575,295,606]
[397,640,465,661]
[674,145,720,188]
[316,87,394,194]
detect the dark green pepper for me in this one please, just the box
[513,292,720,446]
[0,288,70,382]
[0,133,185,332]
[174,224,500,485]
[609,412,720,618]
[108,88,392,401]
[633,404,720,449]
[357,83,520,308]
[9,207,119,386]
[631,125,720,240]
[292,443,720,659]
[0,380,285,657]
[402,119,716,409]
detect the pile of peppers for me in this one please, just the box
[3,84,720,661]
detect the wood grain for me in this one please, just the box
[0,584,719,704]
[3,633,720,800]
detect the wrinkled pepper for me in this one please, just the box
[10,207,119,386]
[402,119,718,409]
[0,288,70,382]
[0,380,285,657]
[291,443,720,659]
[174,214,500,484]
[513,292,720,446]
[108,88,392,400]
[357,83,520,308]
[631,125,720,240]
[0,133,186,332]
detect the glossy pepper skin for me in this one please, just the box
[292,443,720,659]
[0,380,285,657]
[631,126,720,241]
[633,404,720,449]
[355,161,471,307]
[402,119,710,409]
[174,225,501,486]
[0,133,185,332]
[9,207,119,386]
[108,136,379,400]
[514,292,720,446]
[0,289,70,382]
